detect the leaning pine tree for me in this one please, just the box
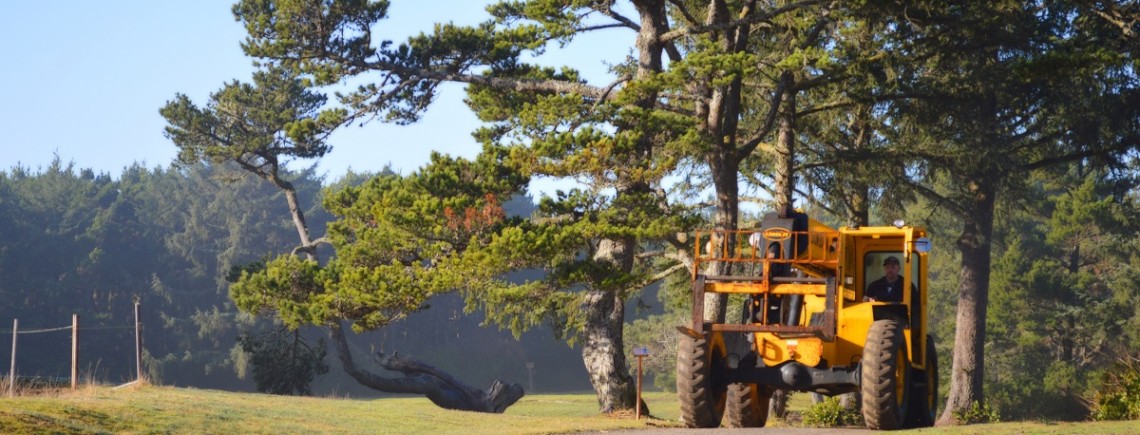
[161,64,526,412]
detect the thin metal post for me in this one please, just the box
[134,302,142,381]
[71,314,78,390]
[9,319,17,397]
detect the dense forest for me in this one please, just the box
[0,161,595,395]
[4,0,1140,424]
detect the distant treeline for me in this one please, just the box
[0,159,592,395]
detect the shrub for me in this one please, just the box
[237,326,328,396]
[988,358,1088,421]
[1089,354,1140,421]
[802,396,863,427]
[953,401,1001,424]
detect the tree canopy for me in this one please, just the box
[205,0,1140,419]
[2,0,1139,420]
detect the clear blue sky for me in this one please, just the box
[0,1,628,188]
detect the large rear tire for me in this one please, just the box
[861,319,911,430]
[725,383,771,427]
[677,330,727,428]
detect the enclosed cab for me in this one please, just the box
[677,212,937,430]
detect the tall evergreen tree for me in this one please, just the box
[872,1,1140,423]
[986,169,1140,419]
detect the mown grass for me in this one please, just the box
[1,385,1137,434]
[0,384,680,434]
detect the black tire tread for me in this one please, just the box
[725,383,770,427]
[677,333,724,428]
[861,319,909,430]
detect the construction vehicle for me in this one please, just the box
[676,211,937,430]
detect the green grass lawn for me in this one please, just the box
[0,384,679,434]
[0,385,1136,434]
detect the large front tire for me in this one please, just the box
[725,383,771,427]
[677,330,727,428]
[861,319,911,430]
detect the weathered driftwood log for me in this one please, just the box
[329,323,524,413]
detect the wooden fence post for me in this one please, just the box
[134,302,142,382]
[72,314,78,390]
[8,319,17,397]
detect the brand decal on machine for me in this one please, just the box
[763,227,792,241]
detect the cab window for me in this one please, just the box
[863,251,903,290]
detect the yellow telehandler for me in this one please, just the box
[677,211,937,430]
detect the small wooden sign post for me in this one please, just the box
[633,346,649,420]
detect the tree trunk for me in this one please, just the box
[582,287,647,414]
[936,177,996,425]
[329,323,524,413]
[774,76,797,215]
[698,0,749,324]
[702,152,740,323]
[279,181,320,259]
[841,109,872,227]
[265,169,318,260]
[580,234,649,414]
[567,0,664,415]
[282,187,312,250]
[846,184,870,227]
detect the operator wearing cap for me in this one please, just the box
[865,256,911,303]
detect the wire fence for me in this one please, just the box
[2,303,144,397]
[0,325,74,334]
